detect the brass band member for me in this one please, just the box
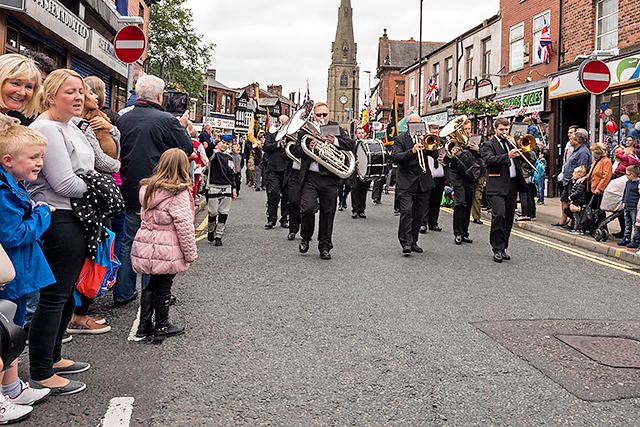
[420,123,445,233]
[480,117,526,263]
[393,114,438,255]
[263,115,290,229]
[444,119,482,245]
[350,126,370,218]
[290,102,355,259]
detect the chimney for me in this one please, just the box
[207,69,216,80]
[267,85,283,97]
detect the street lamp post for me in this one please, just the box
[417,0,423,116]
[351,69,357,136]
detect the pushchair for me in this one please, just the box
[592,176,626,242]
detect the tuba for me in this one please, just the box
[284,105,356,179]
[276,110,302,163]
[439,115,469,158]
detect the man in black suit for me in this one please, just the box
[480,116,525,262]
[350,126,370,219]
[263,115,290,229]
[393,114,438,255]
[290,102,355,260]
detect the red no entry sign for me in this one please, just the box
[578,59,611,95]
[113,25,146,64]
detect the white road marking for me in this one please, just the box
[99,397,135,427]
[127,307,144,342]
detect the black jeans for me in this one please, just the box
[30,210,86,381]
[147,274,175,298]
[351,175,370,214]
[396,188,429,247]
[299,172,339,251]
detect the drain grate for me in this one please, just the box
[555,334,640,368]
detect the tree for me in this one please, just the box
[147,0,215,100]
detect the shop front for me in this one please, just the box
[205,113,235,137]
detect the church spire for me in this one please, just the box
[327,0,359,132]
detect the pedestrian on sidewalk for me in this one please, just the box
[617,165,640,248]
[131,148,197,340]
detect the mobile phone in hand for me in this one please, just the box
[76,119,90,133]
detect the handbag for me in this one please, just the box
[74,227,121,301]
[0,243,15,286]
[575,196,605,232]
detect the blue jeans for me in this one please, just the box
[623,207,640,241]
[110,210,126,257]
[113,208,149,303]
[23,290,39,327]
[535,175,546,203]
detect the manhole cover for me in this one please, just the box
[555,334,640,368]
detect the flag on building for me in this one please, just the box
[377,95,383,110]
[264,108,270,133]
[384,95,398,146]
[251,83,259,112]
[116,0,127,15]
[537,22,552,64]
[303,79,310,104]
[426,76,439,103]
[361,107,370,136]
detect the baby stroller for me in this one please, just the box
[592,176,626,242]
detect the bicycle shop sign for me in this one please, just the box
[499,88,545,117]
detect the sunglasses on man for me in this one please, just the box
[315,113,328,117]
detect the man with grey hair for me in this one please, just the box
[558,127,592,228]
[113,74,193,315]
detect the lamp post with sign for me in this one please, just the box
[462,76,494,132]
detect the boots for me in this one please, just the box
[152,294,184,341]
[135,290,155,338]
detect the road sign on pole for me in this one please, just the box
[114,25,146,64]
[578,59,611,95]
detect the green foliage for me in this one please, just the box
[147,0,215,99]
[452,99,505,116]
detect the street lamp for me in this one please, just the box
[351,68,357,136]
[462,76,495,132]
[417,0,423,116]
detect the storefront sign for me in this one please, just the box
[498,88,545,117]
[550,55,640,99]
[423,111,448,126]
[206,117,235,130]
[26,0,89,51]
[88,30,128,78]
[0,0,25,11]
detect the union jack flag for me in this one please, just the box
[537,22,552,64]
[531,111,541,123]
[426,76,439,103]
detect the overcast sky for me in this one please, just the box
[184,0,500,104]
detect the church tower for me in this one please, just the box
[327,0,359,133]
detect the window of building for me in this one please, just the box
[596,0,618,51]
[395,80,405,96]
[432,62,440,104]
[482,38,491,76]
[532,11,550,65]
[465,46,473,81]
[340,71,348,87]
[5,26,65,69]
[510,23,525,71]
[409,75,415,110]
[445,56,453,100]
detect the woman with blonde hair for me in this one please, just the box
[0,53,42,122]
[578,142,612,211]
[26,69,93,396]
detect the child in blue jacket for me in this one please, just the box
[0,116,55,415]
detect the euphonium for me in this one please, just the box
[285,107,356,179]
[439,115,469,158]
[424,134,441,151]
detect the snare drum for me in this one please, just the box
[356,139,386,181]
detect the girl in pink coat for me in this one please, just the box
[131,148,197,341]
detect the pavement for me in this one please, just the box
[499,196,640,266]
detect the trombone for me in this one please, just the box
[507,122,538,171]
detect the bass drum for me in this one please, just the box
[356,139,386,181]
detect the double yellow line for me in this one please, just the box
[195,216,209,242]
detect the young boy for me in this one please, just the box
[230,142,243,196]
[207,138,237,246]
[618,165,640,247]
[565,166,590,234]
[0,117,55,422]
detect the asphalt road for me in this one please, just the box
[16,186,640,426]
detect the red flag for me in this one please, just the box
[361,107,370,136]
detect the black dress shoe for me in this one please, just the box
[352,213,358,219]
[419,225,427,234]
[454,235,463,245]
[287,232,296,241]
[501,251,511,260]
[402,245,412,255]
[299,240,309,253]
[429,226,442,232]
[320,250,331,260]
[338,205,344,211]
[493,251,503,263]
[410,244,423,253]
[265,221,276,229]
[472,219,483,225]
[461,236,473,244]
[357,212,367,218]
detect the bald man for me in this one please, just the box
[263,114,290,229]
[392,113,438,255]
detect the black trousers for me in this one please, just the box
[266,170,289,223]
[422,176,445,228]
[452,180,477,238]
[487,179,518,252]
[147,273,175,297]
[300,171,339,251]
[285,169,301,234]
[351,175,370,214]
[30,210,86,381]
[372,176,384,201]
[396,188,429,247]
[338,178,352,206]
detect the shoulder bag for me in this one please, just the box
[0,243,16,285]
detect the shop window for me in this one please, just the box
[6,26,65,70]
[609,88,640,144]
[532,11,550,65]
[19,34,37,55]
[6,27,17,51]
[596,0,618,51]
[510,23,524,71]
